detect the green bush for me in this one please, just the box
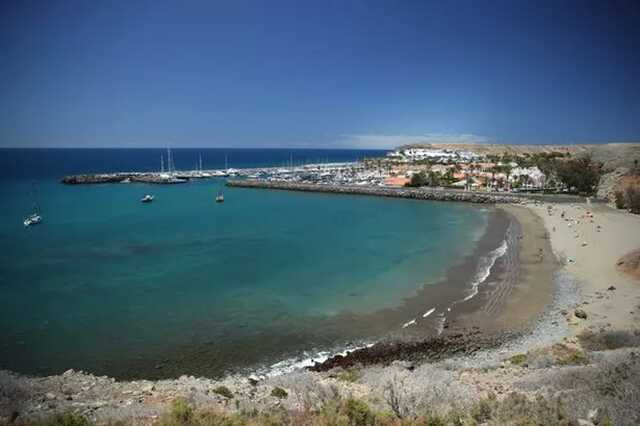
[161,398,194,425]
[509,353,527,365]
[270,387,288,399]
[337,368,362,383]
[212,386,233,399]
[29,412,92,426]
[343,398,375,426]
[471,397,494,423]
[555,347,589,366]
[405,172,429,187]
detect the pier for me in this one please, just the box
[61,173,189,185]
[60,162,359,185]
[226,180,596,204]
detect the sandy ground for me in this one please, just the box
[527,202,640,335]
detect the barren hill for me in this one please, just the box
[400,143,640,170]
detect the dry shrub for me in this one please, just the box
[624,185,640,214]
[578,329,640,351]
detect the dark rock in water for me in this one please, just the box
[575,309,588,319]
[607,285,616,291]
[308,329,508,372]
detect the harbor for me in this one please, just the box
[60,161,373,185]
[59,147,603,205]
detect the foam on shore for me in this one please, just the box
[462,238,509,302]
[259,342,376,377]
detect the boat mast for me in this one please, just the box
[199,154,203,172]
[161,154,164,173]
[31,181,39,214]
[167,147,175,174]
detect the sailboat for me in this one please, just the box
[23,209,42,227]
[215,190,224,203]
[24,183,42,227]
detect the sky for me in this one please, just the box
[1,0,639,148]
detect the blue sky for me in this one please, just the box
[1,0,639,148]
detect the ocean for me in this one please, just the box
[0,148,489,378]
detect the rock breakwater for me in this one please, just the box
[61,173,188,184]
[226,180,525,204]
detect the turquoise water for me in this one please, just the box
[0,177,487,378]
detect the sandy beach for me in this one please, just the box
[451,204,557,334]
[528,202,640,336]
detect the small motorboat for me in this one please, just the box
[24,213,42,227]
[141,194,155,203]
[215,191,224,203]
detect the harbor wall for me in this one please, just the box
[226,180,596,204]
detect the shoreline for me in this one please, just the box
[2,199,639,424]
[1,201,509,381]
[308,204,558,371]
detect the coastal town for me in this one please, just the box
[61,146,581,193]
[62,144,640,209]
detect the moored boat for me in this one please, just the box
[141,194,155,203]
[23,213,42,227]
[24,182,43,227]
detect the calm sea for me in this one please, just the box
[0,148,487,378]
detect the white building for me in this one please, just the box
[388,148,480,162]
[509,166,545,187]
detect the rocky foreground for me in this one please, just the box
[1,326,639,425]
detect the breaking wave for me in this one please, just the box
[462,238,508,302]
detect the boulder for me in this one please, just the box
[575,309,588,319]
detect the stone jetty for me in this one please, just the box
[226,180,597,204]
[61,173,188,185]
[226,180,529,203]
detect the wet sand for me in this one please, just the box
[453,205,557,333]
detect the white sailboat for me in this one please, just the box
[215,190,224,203]
[24,183,42,227]
[23,210,42,227]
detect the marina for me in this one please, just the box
[60,161,368,185]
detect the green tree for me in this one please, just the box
[405,172,429,187]
[555,156,602,195]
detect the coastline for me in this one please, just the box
[2,199,640,424]
[309,203,558,371]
